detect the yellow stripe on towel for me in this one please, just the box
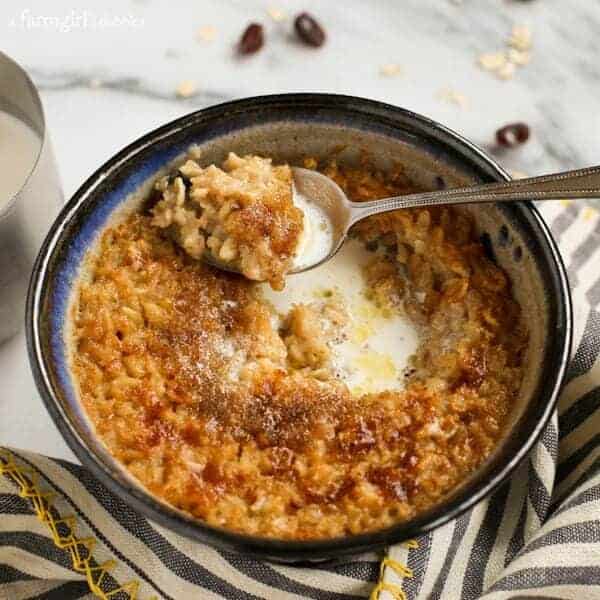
[0,449,156,600]
[370,541,418,600]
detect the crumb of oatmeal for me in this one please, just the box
[176,80,198,98]
[497,61,516,80]
[283,304,331,369]
[478,52,507,72]
[507,48,530,66]
[478,25,532,80]
[196,25,216,42]
[303,157,318,170]
[186,144,203,161]
[380,63,402,77]
[509,25,532,52]
[437,87,469,108]
[267,7,287,22]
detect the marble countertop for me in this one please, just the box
[1,0,599,461]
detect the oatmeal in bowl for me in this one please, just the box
[73,150,526,540]
[151,152,304,290]
[28,95,570,559]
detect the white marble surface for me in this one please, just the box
[0,0,599,461]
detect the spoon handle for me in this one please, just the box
[348,165,600,223]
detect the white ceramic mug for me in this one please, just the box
[0,52,63,343]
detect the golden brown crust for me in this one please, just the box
[71,158,526,540]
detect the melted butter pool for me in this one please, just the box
[261,238,420,395]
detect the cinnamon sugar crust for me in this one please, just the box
[71,156,526,539]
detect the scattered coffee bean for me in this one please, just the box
[294,12,326,47]
[496,122,530,147]
[239,23,264,54]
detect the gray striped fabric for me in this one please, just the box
[1,200,599,600]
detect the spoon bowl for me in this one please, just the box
[200,166,355,275]
[290,167,353,273]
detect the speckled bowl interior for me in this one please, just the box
[27,94,571,561]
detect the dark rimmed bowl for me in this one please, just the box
[26,94,572,562]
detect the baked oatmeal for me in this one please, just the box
[151,152,303,290]
[71,154,527,540]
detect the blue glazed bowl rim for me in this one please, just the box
[26,93,572,561]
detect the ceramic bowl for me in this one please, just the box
[26,94,572,561]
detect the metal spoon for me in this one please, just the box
[203,165,600,277]
[288,164,600,274]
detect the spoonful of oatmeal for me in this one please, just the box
[150,154,600,287]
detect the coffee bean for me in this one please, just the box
[239,23,264,54]
[496,122,530,147]
[294,12,326,47]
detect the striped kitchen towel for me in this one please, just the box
[1,199,600,600]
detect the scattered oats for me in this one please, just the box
[267,6,287,22]
[176,80,198,98]
[478,25,532,81]
[510,170,528,180]
[509,25,532,52]
[380,63,402,77]
[478,51,507,72]
[88,78,102,89]
[507,48,530,66]
[497,61,516,80]
[437,87,469,108]
[478,49,525,79]
[583,206,598,221]
[196,25,216,42]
